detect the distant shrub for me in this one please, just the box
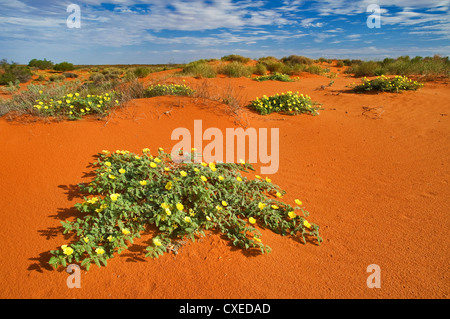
[49,74,65,82]
[89,72,106,83]
[0,60,33,84]
[305,65,326,75]
[54,62,75,72]
[133,67,151,78]
[281,55,314,66]
[336,60,345,68]
[63,72,78,78]
[181,61,217,78]
[346,61,383,77]
[221,54,251,64]
[254,63,268,75]
[218,61,253,78]
[102,67,123,80]
[28,58,54,70]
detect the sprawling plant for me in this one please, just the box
[352,75,423,93]
[49,149,321,270]
[249,91,321,115]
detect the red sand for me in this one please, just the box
[0,71,449,299]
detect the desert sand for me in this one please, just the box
[0,67,448,299]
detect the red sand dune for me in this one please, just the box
[0,71,449,299]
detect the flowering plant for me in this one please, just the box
[249,91,321,116]
[351,75,424,93]
[49,148,321,270]
[33,91,119,120]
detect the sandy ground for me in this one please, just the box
[0,68,449,299]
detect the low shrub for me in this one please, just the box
[352,75,424,93]
[63,72,78,78]
[48,74,65,82]
[281,55,314,66]
[28,58,54,70]
[221,54,251,64]
[132,67,151,78]
[48,149,321,270]
[54,62,75,72]
[249,91,321,115]
[181,61,217,78]
[218,61,253,78]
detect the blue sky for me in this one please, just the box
[1,0,449,65]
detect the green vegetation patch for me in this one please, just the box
[49,149,321,270]
[249,91,321,116]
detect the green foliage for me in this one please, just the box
[253,73,294,82]
[218,61,253,78]
[281,55,314,66]
[249,91,321,115]
[132,67,151,78]
[144,83,195,98]
[221,54,251,64]
[351,75,424,93]
[0,59,32,84]
[254,63,268,75]
[28,58,54,70]
[49,74,65,82]
[48,149,321,270]
[32,91,119,120]
[181,61,217,78]
[54,61,75,72]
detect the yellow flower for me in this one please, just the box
[108,174,116,179]
[191,147,197,151]
[184,216,191,223]
[194,168,200,172]
[153,238,162,246]
[200,176,207,182]
[239,159,245,164]
[258,202,266,210]
[303,220,311,228]
[165,181,172,190]
[206,216,211,221]
[180,171,187,177]
[249,217,256,224]
[66,100,71,104]
[95,248,105,255]
[222,201,228,207]
[288,211,297,219]
[165,208,171,216]
[82,237,89,243]
[122,229,130,235]
[164,167,171,171]
[271,205,279,210]
[102,150,110,154]
[236,176,242,182]
[216,205,223,211]
[143,148,150,153]
[154,158,161,163]
[276,192,282,198]
[201,162,207,167]
[110,193,120,201]
[107,235,114,242]
[254,236,261,242]
[218,176,224,181]
[39,90,43,94]
[119,168,126,174]
[135,155,141,160]
[62,245,74,255]
[158,147,164,152]
[265,177,271,183]
[80,109,85,113]
[139,180,147,186]
[150,162,157,168]
[176,203,184,211]
[295,199,302,206]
